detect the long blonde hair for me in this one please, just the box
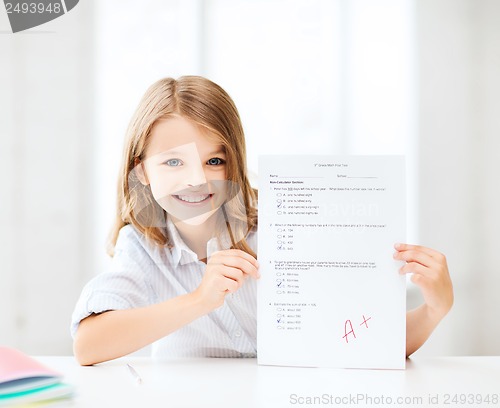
[108,76,258,257]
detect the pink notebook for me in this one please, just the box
[0,347,74,406]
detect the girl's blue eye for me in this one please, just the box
[207,157,225,166]
[165,158,182,167]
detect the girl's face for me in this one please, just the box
[138,116,228,226]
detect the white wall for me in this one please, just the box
[476,0,500,356]
[0,2,95,354]
[415,0,500,356]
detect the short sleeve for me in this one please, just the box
[70,226,154,338]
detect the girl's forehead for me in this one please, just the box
[146,116,223,157]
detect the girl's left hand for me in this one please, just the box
[394,243,454,321]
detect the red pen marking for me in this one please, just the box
[360,315,371,328]
[342,320,356,343]
[342,314,373,344]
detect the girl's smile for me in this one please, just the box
[173,193,214,205]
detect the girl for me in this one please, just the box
[71,76,454,366]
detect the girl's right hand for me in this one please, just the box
[193,249,260,311]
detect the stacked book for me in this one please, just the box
[0,347,74,406]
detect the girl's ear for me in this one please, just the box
[134,159,150,186]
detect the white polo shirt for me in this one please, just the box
[70,218,257,358]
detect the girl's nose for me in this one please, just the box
[185,162,207,187]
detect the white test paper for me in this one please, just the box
[257,155,406,369]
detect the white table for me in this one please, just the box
[37,356,500,407]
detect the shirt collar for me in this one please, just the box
[165,216,234,268]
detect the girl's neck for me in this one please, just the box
[172,215,217,262]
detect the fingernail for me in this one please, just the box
[393,252,399,259]
[394,243,402,249]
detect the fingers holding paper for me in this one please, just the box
[194,249,260,311]
[393,243,454,320]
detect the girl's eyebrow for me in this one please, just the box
[147,148,226,161]
[207,149,226,156]
[149,150,187,159]
[154,148,225,157]
[158,150,182,156]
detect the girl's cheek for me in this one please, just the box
[207,166,227,180]
[149,179,177,201]
[152,171,181,192]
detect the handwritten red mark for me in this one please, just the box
[342,320,356,343]
[359,315,371,328]
[342,314,372,344]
